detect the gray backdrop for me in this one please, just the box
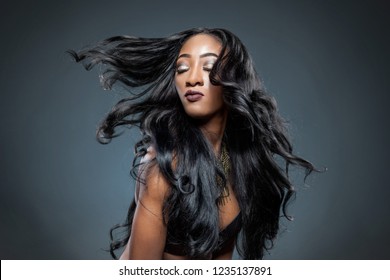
[1,0,389,259]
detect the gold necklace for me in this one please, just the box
[216,143,231,206]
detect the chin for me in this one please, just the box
[187,112,223,124]
[185,111,209,120]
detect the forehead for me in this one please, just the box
[179,34,222,55]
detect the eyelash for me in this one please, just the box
[203,65,213,71]
[176,64,214,74]
[176,67,188,74]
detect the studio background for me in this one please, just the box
[1,0,389,259]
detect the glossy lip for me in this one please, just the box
[184,90,204,102]
[184,90,204,97]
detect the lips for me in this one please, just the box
[185,90,204,102]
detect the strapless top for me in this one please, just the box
[164,212,242,257]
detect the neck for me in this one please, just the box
[198,109,228,154]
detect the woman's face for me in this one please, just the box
[175,34,225,121]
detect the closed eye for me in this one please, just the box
[176,64,189,74]
[203,62,215,72]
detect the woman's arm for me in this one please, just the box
[120,149,169,259]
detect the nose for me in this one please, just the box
[186,67,204,87]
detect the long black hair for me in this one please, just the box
[69,27,316,259]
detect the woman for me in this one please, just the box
[69,27,315,260]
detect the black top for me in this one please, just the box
[164,212,242,257]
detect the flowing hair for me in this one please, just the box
[68,27,316,259]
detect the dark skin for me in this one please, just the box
[120,34,240,260]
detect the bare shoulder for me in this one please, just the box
[140,145,157,164]
[121,145,170,260]
[135,146,170,213]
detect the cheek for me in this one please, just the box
[174,76,183,93]
[210,85,224,104]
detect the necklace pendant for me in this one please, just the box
[216,142,231,206]
[217,188,230,206]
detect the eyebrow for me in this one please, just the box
[178,52,219,59]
